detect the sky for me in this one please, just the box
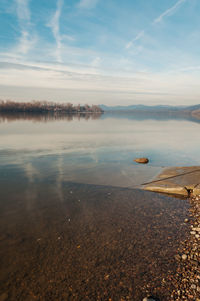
[0,0,199,106]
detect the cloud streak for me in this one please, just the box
[17,30,37,55]
[15,0,30,23]
[126,30,144,49]
[47,0,63,63]
[14,0,37,55]
[125,0,186,51]
[77,0,98,9]
[154,0,186,24]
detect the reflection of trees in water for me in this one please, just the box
[0,112,103,123]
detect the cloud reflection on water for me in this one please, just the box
[0,114,200,189]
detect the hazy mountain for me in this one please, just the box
[100,104,200,112]
[100,104,200,121]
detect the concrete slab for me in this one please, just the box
[144,166,200,197]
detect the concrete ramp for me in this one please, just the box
[144,166,200,197]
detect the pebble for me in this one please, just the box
[181,254,187,260]
[193,227,200,232]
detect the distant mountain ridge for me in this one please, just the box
[100,104,200,120]
[100,104,200,112]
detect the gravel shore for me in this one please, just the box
[171,194,200,300]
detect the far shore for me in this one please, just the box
[0,100,103,114]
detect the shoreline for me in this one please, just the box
[171,194,200,300]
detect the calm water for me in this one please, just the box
[0,112,200,188]
[0,112,199,300]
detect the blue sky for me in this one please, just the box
[0,0,199,105]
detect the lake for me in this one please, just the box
[0,112,199,300]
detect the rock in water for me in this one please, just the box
[134,157,149,164]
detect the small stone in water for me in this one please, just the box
[134,157,149,164]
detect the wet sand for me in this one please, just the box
[0,182,189,300]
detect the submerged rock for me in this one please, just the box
[144,166,200,197]
[144,182,189,197]
[134,157,149,164]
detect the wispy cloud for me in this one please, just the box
[125,0,186,50]
[47,0,63,63]
[91,56,101,67]
[154,0,186,24]
[17,30,37,54]
[177,65,200,72]
[77,0,98,10]
[15,0,30,23]
[14,0,37,55]
[125,30,144,49]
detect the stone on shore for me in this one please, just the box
[181,254,187,260]
[171,194,200,300]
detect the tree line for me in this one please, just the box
[0,100,103,113]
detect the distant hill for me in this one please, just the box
[100,104,200,118]
[191,108,200,119]
[100,104,200,112]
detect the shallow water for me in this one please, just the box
[0,112,199,300]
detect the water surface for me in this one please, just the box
[1,112,200,188]
[0,112,199,300]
